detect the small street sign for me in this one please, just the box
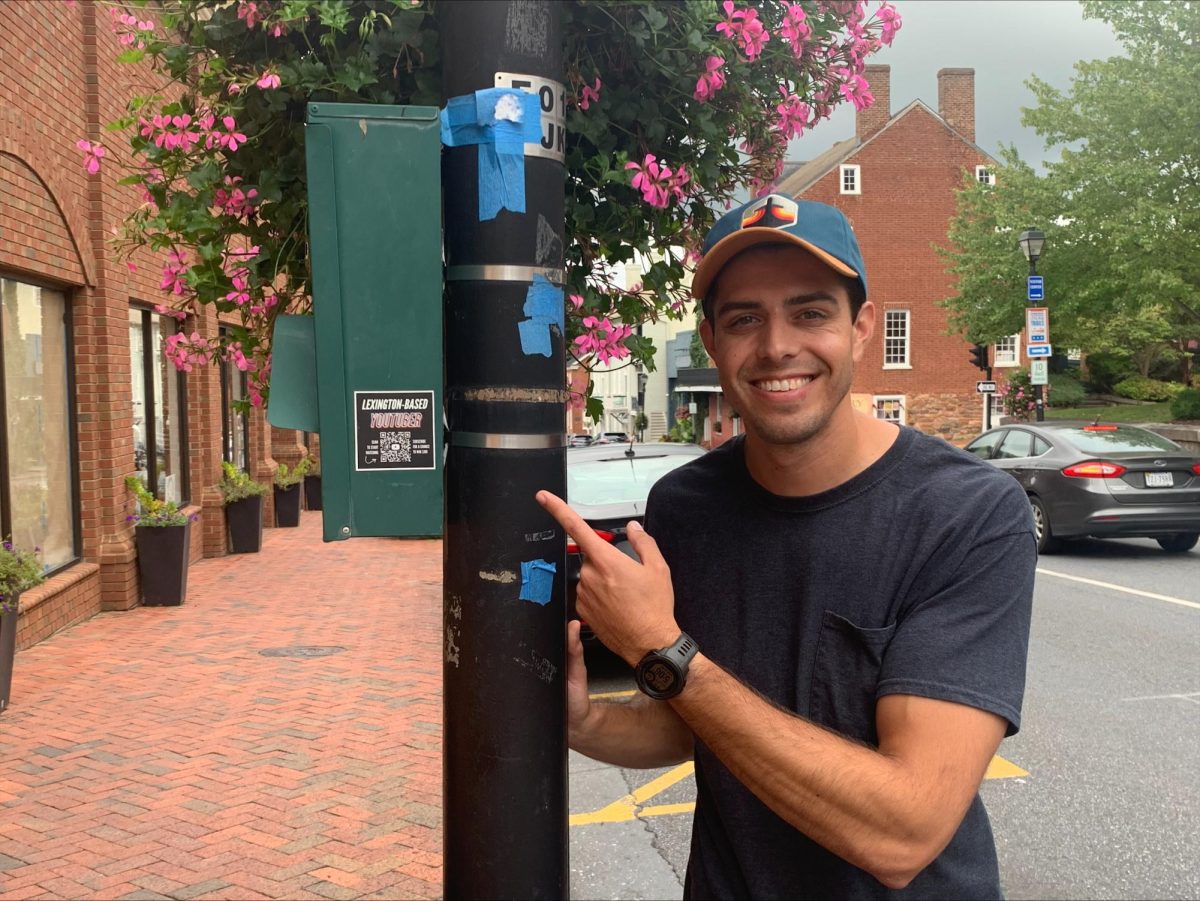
[1030,360,1049,385]
[1026,306,1049,344]
[1027,344,1052,358]
[976,381,998,393]
[1027,276,1044,302]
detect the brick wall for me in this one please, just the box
[0,1,300,647]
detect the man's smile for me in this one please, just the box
[750,375,815,394]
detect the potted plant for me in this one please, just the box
[221,462,268,553]
[0,538,45,714]
[273,458,310,528]
[303,453,322,512]
[126,476,195,606]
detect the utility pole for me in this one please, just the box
[440,2,567,898]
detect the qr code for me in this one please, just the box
[379,431,412,463]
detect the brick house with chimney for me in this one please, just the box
[1,2,306,651]
[693,65,997,449]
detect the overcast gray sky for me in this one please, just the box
[793,0,1126,168]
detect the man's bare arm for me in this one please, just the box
[671,655,1006,890]
[565,621,693,769]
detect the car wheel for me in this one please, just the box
[1030,495,1060,554]
[1156,532,1199,553]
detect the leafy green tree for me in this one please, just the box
[940,0,1199,379]
[92,0,899,410]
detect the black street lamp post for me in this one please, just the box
[1018,228,1046,423]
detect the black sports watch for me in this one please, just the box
[634,632,699,700]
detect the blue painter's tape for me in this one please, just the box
[519,558,556,605]
[517,274,564,357]
[440,89,542,221]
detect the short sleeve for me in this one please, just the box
[876,529,1036,735]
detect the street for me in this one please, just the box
[569,538,1200,900]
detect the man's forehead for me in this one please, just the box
[710,246,850,307]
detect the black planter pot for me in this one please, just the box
[226,495,264,553]
[274,484,301,527]
[1,595,19,715]
[304,474,322,511]
[135,522,191,606]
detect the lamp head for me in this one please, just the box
[1018,228,1046,263]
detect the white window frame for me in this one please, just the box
[873,395,906,425]
[993,333,1020,367]
[975,165,994,186]
[882,309,911,369]
[840,164,861,195]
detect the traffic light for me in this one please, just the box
[969,343,989,370]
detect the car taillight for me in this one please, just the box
[1062,461,1126,478]
[1193,463,1200,476]
[567,529,616,555]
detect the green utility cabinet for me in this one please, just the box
[273,103,443,540]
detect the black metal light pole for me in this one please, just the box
[440,2,568,898]
[1018,228,1046,422]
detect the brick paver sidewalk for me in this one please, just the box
[0,515,443,900]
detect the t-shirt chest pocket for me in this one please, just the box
[808,610,898,746]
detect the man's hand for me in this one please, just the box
[536,490,680,666]
[565,619,592,740]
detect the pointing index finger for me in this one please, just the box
[536,490,608,554]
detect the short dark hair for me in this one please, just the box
[701,246,867,324]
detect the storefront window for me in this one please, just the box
[219,329,249,471]
[0,277,76,570]
[129,308,188,503]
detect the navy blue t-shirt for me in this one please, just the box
[643,427,1036,900]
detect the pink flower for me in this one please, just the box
[269,22,287,38]
[625,154,673,209]
[237,0,261,29]
[256,71,281,90]
[776,87,811,140]
[76,139,105,174]
[715,2,771,61]
[573,316,633,365]
[668,165,692,203]
[160,250,189,296]
[780,4,811,57]
[694,56,726,103]
[568,294,584,310]
[213,176,259,218]
[875,1,902,46]
[839,73,874,111]
[579,77,601,111]
[228,82,242,95]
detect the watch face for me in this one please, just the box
[642,660,677,694]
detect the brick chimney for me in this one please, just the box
[937,68,975,143]
[855,64,890,140]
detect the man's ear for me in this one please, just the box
[851,299,875,363]
[700,315,717,358]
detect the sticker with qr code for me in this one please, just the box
[354,390,436,471]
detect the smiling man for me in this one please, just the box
[538,195,1036,899]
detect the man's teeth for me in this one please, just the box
[758,377,813,392]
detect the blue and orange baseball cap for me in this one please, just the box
[691,194,868,300]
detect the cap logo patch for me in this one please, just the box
[740,194,798,230]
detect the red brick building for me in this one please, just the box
[1,2,305,650]
[699,65,996,449]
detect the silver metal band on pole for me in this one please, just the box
[451,431,566,449]
[446,264,564,285]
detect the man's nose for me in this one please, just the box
[756,315,798,363]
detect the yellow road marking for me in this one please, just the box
[985,755,1029,779]
[571,755,1027,826]
[570,762,694,826]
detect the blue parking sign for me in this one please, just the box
[1028,276,1044,301]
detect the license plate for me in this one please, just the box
[1145,471,1174,487]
